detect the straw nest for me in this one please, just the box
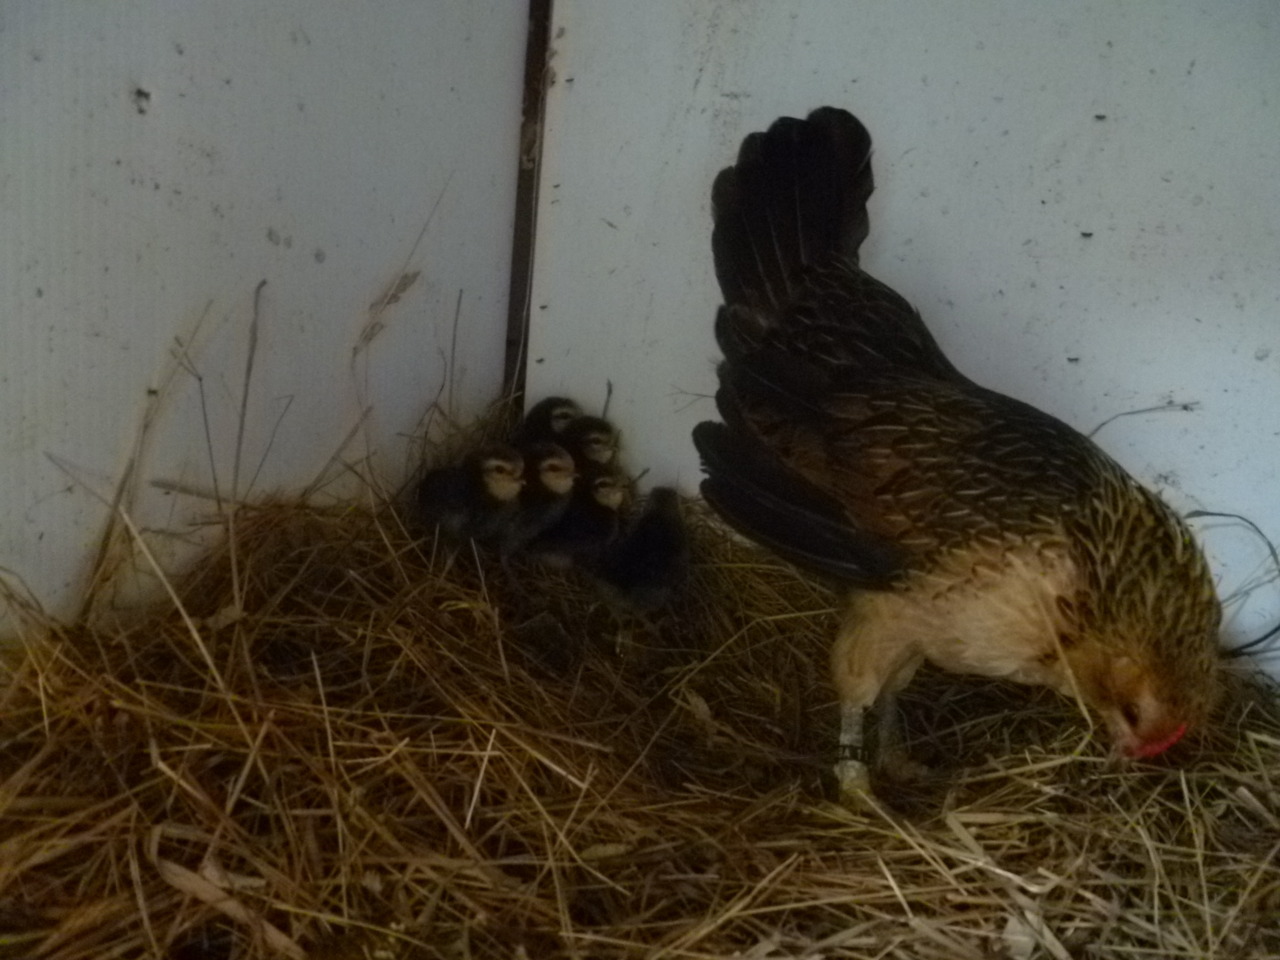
[2,489,1278,959]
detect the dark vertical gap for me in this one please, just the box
[501,0,554,405]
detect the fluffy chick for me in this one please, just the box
[501,442,578,557]
[415,443,524,545]
[527,469,629,568]
[596,487,690,610]
[559,415,620,468]
[513,396,584,445]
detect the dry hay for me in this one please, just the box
[1,496,1279,960]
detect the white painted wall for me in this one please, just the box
[0,2,528,631]
[527,2,1280,666]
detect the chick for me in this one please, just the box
[559,415,620,469]
[501,442,578,557]
[512,396,584,445]
[415,443,524,545]
[527,469,629,568]
[596,487,690,610]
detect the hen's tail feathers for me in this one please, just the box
[691,421,904,585]
[711,107,873,312]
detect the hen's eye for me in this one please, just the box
[1120,702,1140,727]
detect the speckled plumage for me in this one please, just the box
[692,108,1221,786]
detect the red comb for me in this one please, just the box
[1130,722,1188,759]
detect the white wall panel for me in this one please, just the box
[0,2,527,631]
[527,2,1280,666]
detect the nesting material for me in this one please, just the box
[1,496,1278,960]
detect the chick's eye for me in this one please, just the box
[1120,702,1140,728]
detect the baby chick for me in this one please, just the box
[512,396,583,445]
[501,442,578,557]
[596,486,690,610]
[527,469,629,568]
[415,443,524,545]
[560,415,620,469]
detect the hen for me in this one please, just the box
[691,107,1221,799]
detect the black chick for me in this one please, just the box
[528,469,629,568]
[513,396,584,445]
[596,486,690,610]
[415,443,525,544]
[501,442,578,557]
[560,415,620,469]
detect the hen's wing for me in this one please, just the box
[694,108,1110,584]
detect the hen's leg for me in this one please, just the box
[831,594,923,807]
[873,690,932,782]
[835,700,871,798]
